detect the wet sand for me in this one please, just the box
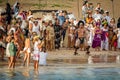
[0,48,120,68]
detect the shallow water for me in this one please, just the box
[0,67,120,80]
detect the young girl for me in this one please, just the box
[33,36,40,70]
[8,38,17,69]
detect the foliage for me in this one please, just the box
[33,3,46,8]
[51,4,71,8]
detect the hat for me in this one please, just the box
[33,36,40,40]
[27,15,33,20]
[95,8,99,11]
[105,11,109,13]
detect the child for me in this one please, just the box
[39,47,48,66]
[8,38,17,69]
[33,36,40,71]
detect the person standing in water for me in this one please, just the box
[33,36,41,71]
[22,33,31,67]
[8,37,17,69]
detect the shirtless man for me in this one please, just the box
[74,21,86,55]
[78,21,86,50]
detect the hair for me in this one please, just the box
[110,18,115,23]
[83,1,88,6]
[6,3,11,8]
[78,20,84,27]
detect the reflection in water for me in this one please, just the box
[22,68,30,77]
[0,67,120,80]
[5,69,16,77]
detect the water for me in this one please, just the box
[0,67,120,80]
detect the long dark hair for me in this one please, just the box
[6,3,11,14]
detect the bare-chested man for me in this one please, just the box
[74,21,86,55]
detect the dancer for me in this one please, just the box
[74,20,86,55]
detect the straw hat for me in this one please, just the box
[33,36,40,40]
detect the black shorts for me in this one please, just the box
[79,37,85,44]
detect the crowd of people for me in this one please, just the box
[0,1,120,70]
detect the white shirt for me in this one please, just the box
[9,27,16,34]
[34,41,39,51]
[93,13,103,21]
[32,24,40,35]
[104,16,111,24]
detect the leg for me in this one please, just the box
[26,53,30,67]
[1,48,4,60]
[34,60,36,70]
[74,47,78,55]
[86,46,90,55]
[8,57,14,68]
[68,36,71,49]
[36,60,39,71]
[23,52,27,66]
[12,56,16,68]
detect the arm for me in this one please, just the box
[29,22,33,34]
